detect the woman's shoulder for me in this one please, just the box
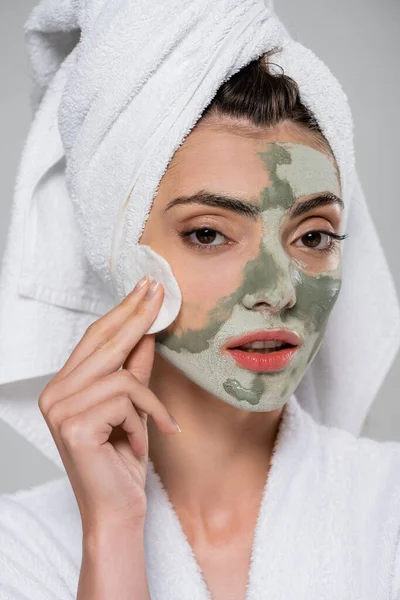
[1,474,74,509]
[316,417,400,482]
[312,418,400,527]
[0,476,81,599]
[0,474,82,555]
[293,401,400,493]
[318,418,400,469]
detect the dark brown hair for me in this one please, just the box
[202,49,334,158]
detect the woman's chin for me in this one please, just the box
[153,344,296,413]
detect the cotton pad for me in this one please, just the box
[123,244,182,334]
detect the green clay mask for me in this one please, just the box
[155,142,342,412]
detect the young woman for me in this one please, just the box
[0,1,399,600]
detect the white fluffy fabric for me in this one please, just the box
[1,396,400,599]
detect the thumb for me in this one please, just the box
[123,333,155,386]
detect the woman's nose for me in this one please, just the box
[241,259,297,314]
[242,285,296,313]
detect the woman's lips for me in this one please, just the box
[222,329,302,373]
[225,346,299,372]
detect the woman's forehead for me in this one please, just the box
[159,126,341,209]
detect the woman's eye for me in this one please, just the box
[180,227,228,249]
[294,230,336,252]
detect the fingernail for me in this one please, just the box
[145,279,160,299]
[127,277,148,297]
[136,276,149,291]
[168,412,182,433]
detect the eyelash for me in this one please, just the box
[178,227,348,254]
[302,231,348,255]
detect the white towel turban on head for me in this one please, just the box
[0,0,399,471]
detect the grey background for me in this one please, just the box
[0,0,399,493]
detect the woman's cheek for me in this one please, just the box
[171,260,246,332]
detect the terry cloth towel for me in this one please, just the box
[2,396,400,599]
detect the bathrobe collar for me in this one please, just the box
[144,393,310,598]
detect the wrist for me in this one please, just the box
[78,519,150,600]
[83,516,146,552]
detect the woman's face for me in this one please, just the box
[140,119,343,412]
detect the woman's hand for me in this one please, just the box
[38,276,181,534]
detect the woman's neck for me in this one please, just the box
[147,352,284,528]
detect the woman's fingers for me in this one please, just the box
[35,273,178,529]
[43,281,163,404]
[123,333,156,386]
[59,395,147,458]
[51,276,152,385]
[44,369,178,438]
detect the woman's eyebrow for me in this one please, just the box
[163,190,344,219]
[288,192,344,218]
[163,191,261,220]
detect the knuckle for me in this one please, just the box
[111,394,133,416]
[46,403,63,427]
[97,337,118,353]
[120,395,133,412]
[59,417,85,449]
[38,389,53,414]
[117,368,136,388]
[135,304,146,318]
[85,321,100,337]
[131,365,151,383]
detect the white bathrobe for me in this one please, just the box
[1,394,400,600]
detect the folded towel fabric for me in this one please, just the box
[1,396,400,599]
